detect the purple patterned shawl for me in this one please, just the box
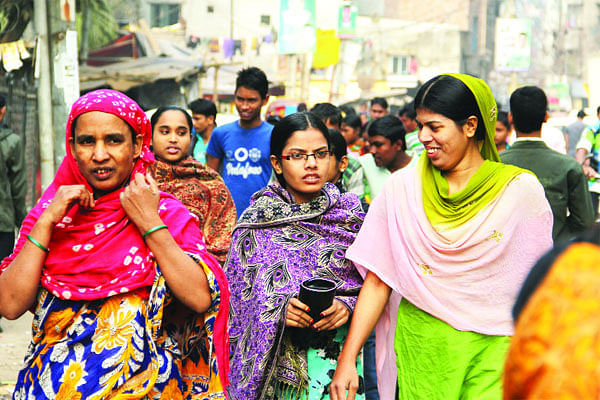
[225,182,364,399]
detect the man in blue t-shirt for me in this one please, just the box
[206,67,273,217]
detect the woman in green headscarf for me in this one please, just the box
[330,74,554,400]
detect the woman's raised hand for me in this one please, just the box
[285,297,314,328]
[120,173,162,233]
[41,185,94,225]
[313,299,349,331]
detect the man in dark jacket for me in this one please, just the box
[501,86,594,243]
[0,94,27,331]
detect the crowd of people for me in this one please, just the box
[0,66,598,400]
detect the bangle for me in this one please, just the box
[27,234,49,253]
[143,224,168,239]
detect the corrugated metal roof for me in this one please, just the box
[79,56,203,91]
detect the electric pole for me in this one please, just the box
[47,0,81,166]
[34,0,55,190]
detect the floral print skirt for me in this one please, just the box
[12,264,225,400]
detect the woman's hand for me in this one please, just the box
[313,299,349,331]
[285,297,314,327]
[0,184,95,319]
[120,173,162,233]
[330,358,359,400]
[40,185,94,225]
[330,272,392,400]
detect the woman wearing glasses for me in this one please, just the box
[225,112,366,399]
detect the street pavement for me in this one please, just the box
[0,313,32,399]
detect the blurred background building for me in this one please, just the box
[1,0,600,200]
[101,0,596,112]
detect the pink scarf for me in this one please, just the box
[346,167,553,399]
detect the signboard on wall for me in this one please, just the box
[338,2,358,38]
[495,18,532,72]
[278,0,316,54]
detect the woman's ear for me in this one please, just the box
[463,116,478,138]
[339,155,349,172]
[270,155,282,175]
[133,134,144,157]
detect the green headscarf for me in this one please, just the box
[419,73,529,230]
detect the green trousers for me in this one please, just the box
[395,299,510,400]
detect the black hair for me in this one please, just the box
[371,97,388,109]
[150,106,193,134]
[270,112,330,186]
[189,98,217,118]
[497,110,510,130]
[236,67,269,99]
[71,114,137,144]
[0,93,5,109]
[266,114,282,126]
[367,114,406,150]
[414,74,486,141]
[328,128,348,161]
[597,105,600,116]
[342,114,362,130]
[509,86,547,134]
[398,101,416,119]
[310,103,342,128]
[339,104,357,117]
[297,102,308,112]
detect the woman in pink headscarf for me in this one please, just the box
[0,90,229,399]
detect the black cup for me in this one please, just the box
[298,277,337,322]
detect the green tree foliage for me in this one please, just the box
[0,1,33,42]
[0,0,118,52]
[76,0,118,52]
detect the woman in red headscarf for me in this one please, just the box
[0,90,229,399]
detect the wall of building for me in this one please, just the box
[135,0,467,104]
[580,0,600,109]
[385,0,470,30]
[181,0,342,40]
[355,16,461,83]
[587,55,600,111]
[182,0,276,39]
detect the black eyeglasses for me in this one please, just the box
[280,151,331,161]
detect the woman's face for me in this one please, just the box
[270,127,330,203]
[416,108,477,172]
[152,110,192,163]
[70,111,143,197]
[494,121,510,146]
[341,123,360,145]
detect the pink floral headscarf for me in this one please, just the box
[60,89,155,189]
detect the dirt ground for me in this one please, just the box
[0,313,33,399]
